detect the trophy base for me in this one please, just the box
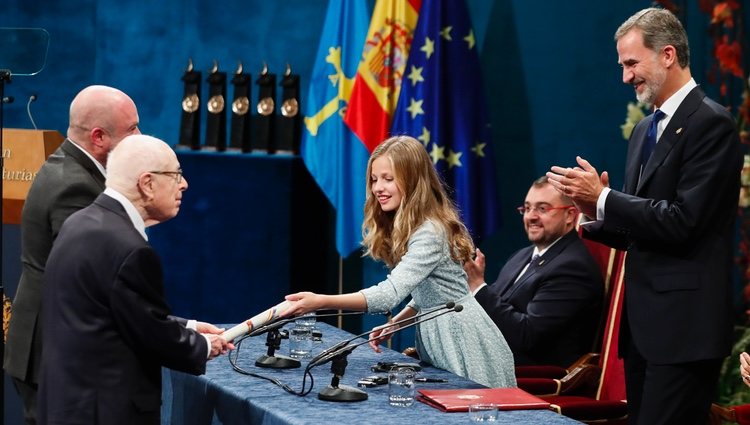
[317,385,368,402]
[255,354,300,369]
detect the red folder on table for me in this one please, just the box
[417,387,551,412]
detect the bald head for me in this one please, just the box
[67,85,140,166]
[106,135,188,226]
[106,135,175,195]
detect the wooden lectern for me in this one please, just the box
[2,129,64,224]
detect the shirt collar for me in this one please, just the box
[533,234,564,258]
[103,187,147,241]
[657,78,697,119]
[68,138,106,177]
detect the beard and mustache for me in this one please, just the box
[633,63,667,108]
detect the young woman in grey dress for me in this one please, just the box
[284,135,516,388]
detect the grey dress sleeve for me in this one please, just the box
[360,221,444,313]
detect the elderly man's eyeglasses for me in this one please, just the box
[149,170,183,183]
[516,204,575,216]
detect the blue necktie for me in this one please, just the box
[641,109,666,168]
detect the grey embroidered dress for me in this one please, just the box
[360,220,516,388]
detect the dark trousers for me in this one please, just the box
[11,376,38,425]
[623,337,722,425]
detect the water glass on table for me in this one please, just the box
[468,403,498,422]
[388,367,416,407]
[289,313,316,359]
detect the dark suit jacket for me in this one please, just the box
[4,139,106,384]
[475,230,604,367]
[38,194,208,425]
[584,86,741,364]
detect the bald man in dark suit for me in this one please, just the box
[4,85,140,424]
[38,135,232,425]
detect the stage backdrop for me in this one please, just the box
[0,0,727,422]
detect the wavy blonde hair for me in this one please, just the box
[361,135,474,267]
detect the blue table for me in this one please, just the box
[161,323,581,424]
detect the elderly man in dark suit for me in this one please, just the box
[464,176,603,367]
[38,135,233,425]
[547,8,742,425]
[4,85,141,424]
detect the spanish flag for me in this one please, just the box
[344,0,422,152]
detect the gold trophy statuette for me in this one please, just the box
[182,93,199,113]
[233,97,250,115]
[208,95,225,113]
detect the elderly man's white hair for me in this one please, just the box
[106,135,175,197]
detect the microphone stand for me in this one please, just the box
[317,346,365,402]
[255,327,299,369]
[313,304,464,402]
[249,311,380,370]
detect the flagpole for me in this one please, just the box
[338,255,343,329]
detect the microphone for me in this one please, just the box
[307,302,456,367]
[2,96,13,104]
[249,310,387,370]
[27,94,37,129]
[247,310,373,338]
[313,304,463,402]
[310,303,462,368]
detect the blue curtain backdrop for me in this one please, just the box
[3,2,739,421]
[4,0,708,284]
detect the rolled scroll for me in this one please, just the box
[221,300,291,341]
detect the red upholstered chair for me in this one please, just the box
[709,403,750,424]
[514,216,628,424]
[534,251,628,424]
[516,216,624,382]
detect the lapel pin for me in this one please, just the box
[538,259,545,266]
[676,128,683,134]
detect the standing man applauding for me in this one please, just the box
[547,8,741,424]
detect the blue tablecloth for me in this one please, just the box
[162,323,581,425]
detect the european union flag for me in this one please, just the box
[301,0,371,256]
[390,0,500,241]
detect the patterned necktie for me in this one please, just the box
[641,109,666,169]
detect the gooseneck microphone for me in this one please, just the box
[248,310,370,338]
[26,94,37,129]
[227,310,388,395]
[310,303,462,368]
[312,303,464,402]
[241,310,388,370]
[307,301,455,368]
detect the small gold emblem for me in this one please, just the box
[281,98,299,117]
[232,97,250,115]
[208,95,225,113]
[182,94,199,113]
[257,97,275,116]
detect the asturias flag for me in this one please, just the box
[344,0,422,152]
[390,0,500,240]
[301,0,371,256]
